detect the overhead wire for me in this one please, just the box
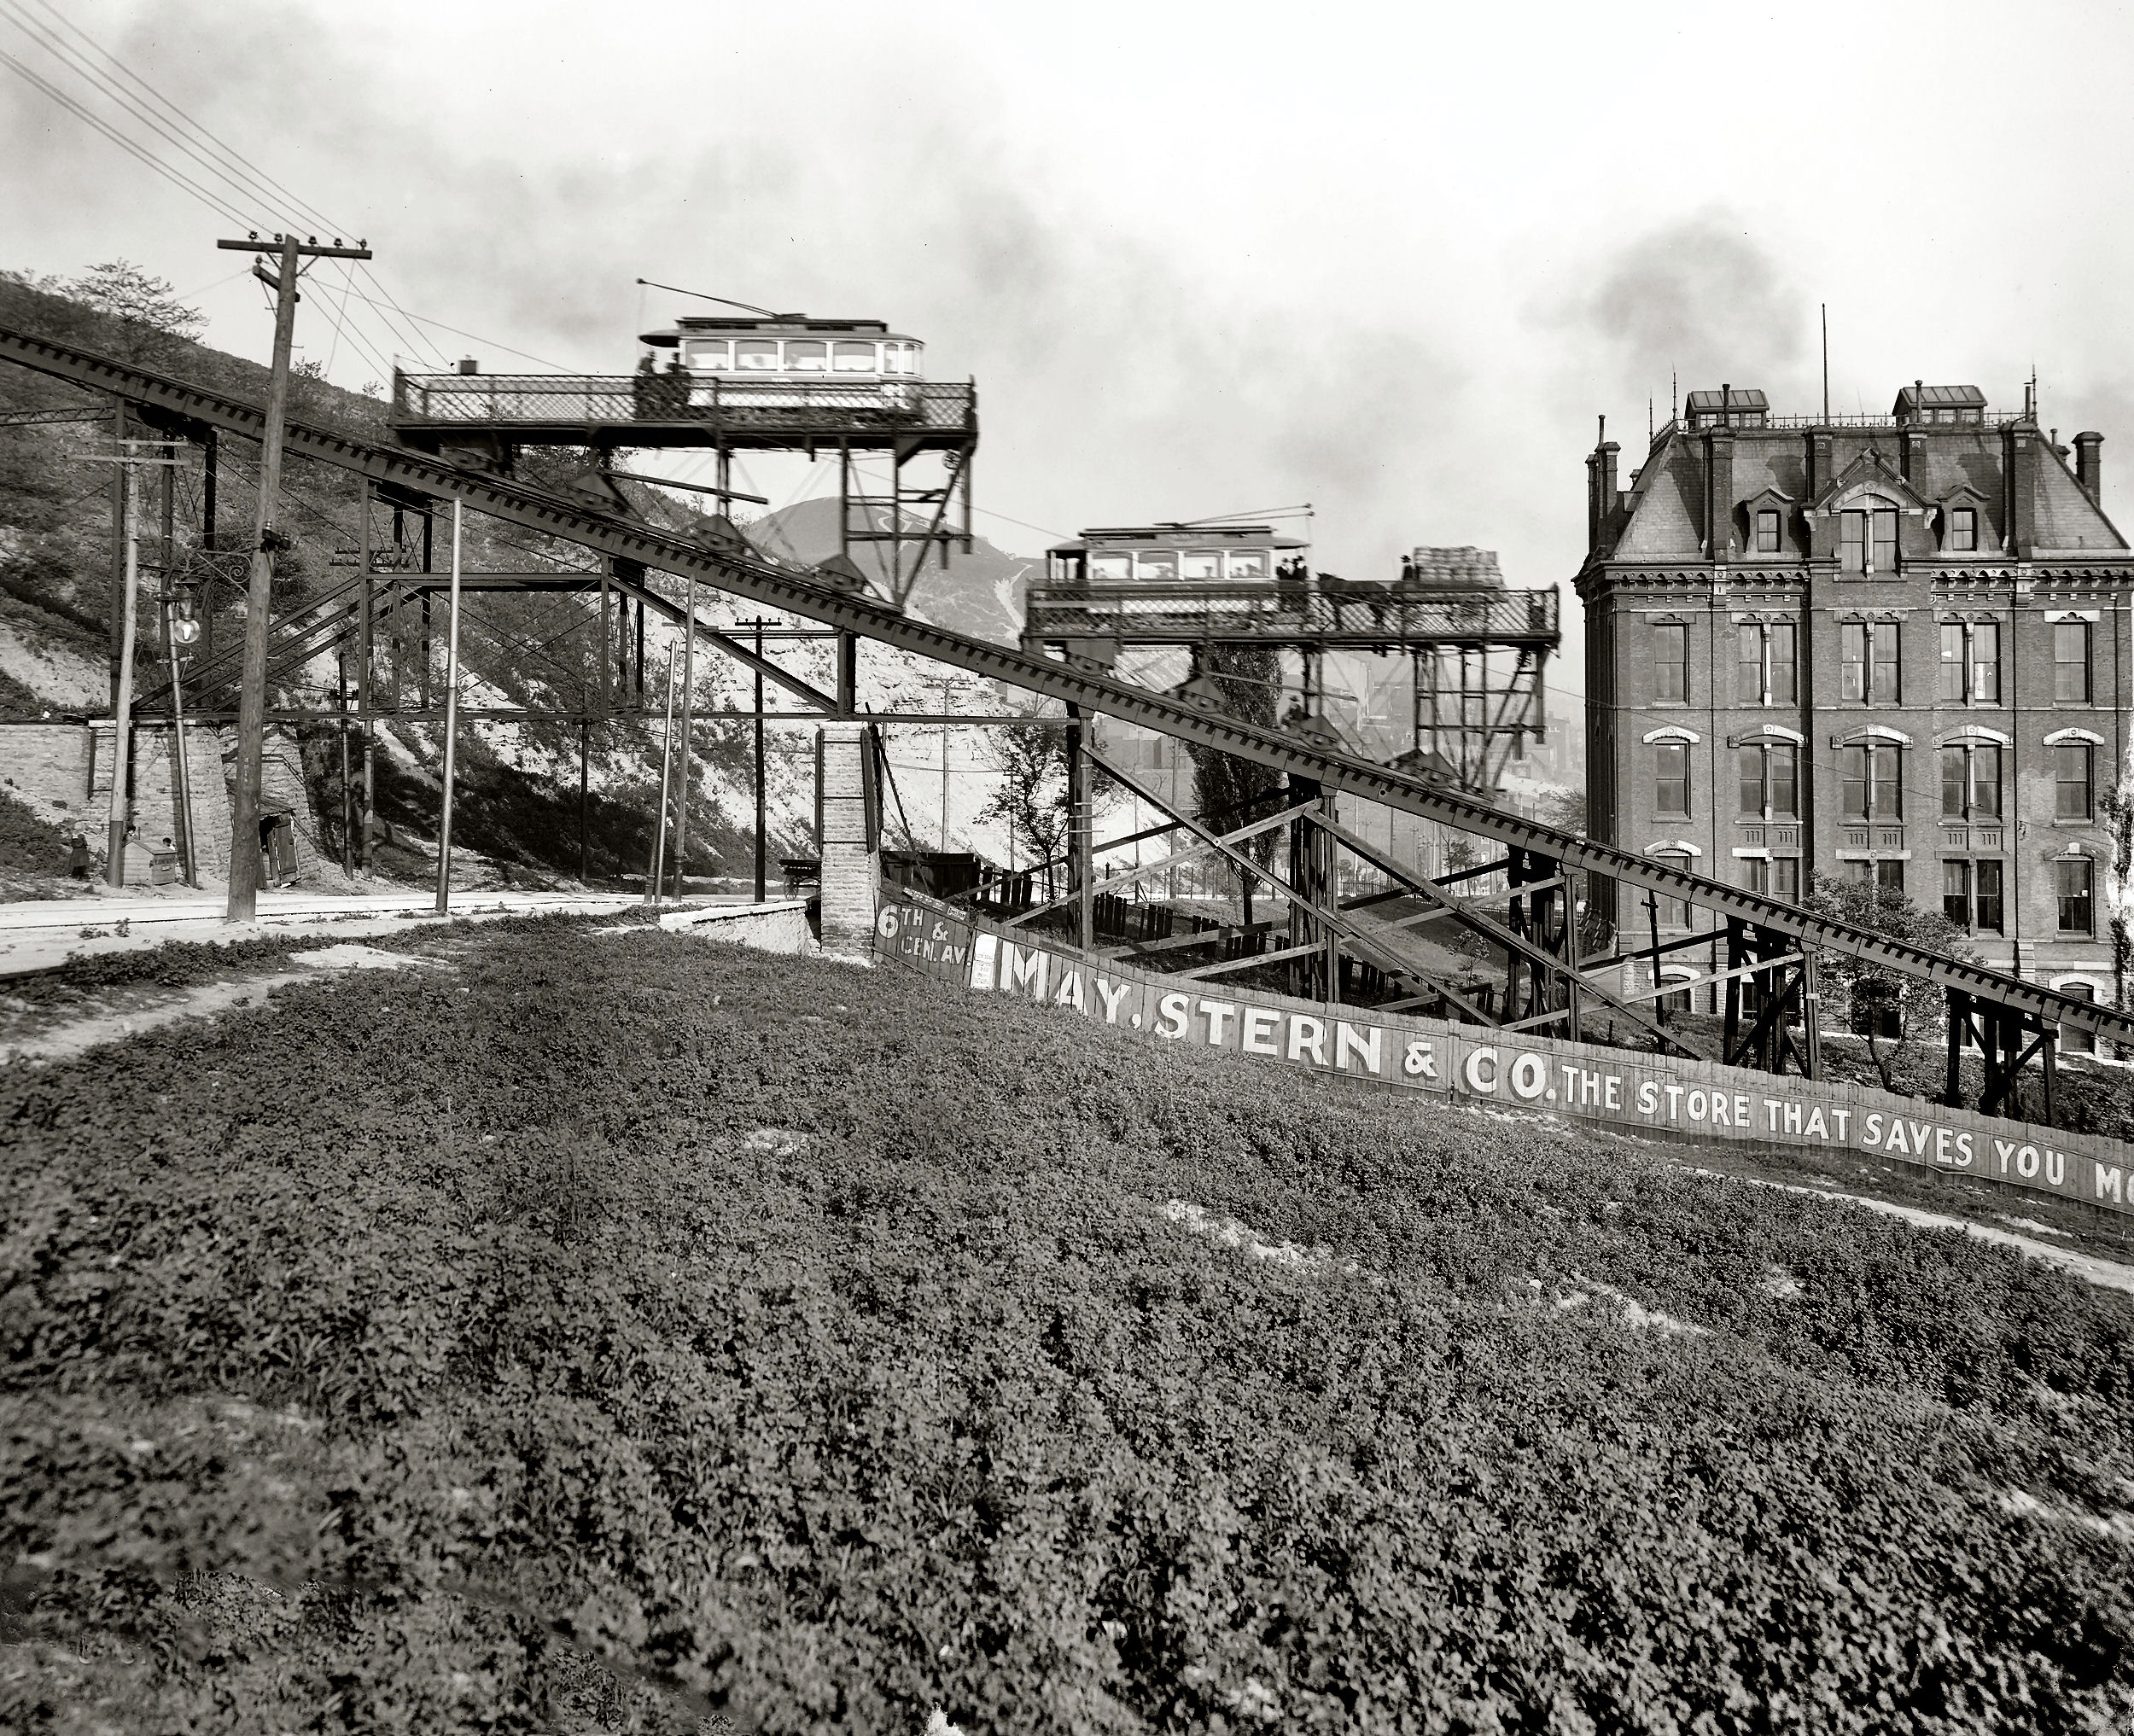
[0,46,254,227]
[15,0,339,232]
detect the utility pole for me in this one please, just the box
[215,230,371,922]
[737,615,778,903]
[71,439,180,887]
[434,498,464,915]
[673,577,695,899]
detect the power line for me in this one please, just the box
[0,46,252,227]
[15,0,341,234]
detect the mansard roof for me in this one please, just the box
[1599,417,2131,566]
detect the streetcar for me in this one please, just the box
[635,315,927,416]
[1042,523,1309,591]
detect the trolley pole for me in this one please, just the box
[215,231,371,923]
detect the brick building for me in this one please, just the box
[1577,383,2131,1028]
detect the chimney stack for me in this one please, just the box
[2074,431,2103,502]
[457,356,479,376]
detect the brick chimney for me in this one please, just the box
[2074,430,2103,503]
[1586,448,1601,553]
[1704,387,1735,556]
[1902,378,1927,486]
[2004,422,2038,556]
[1598,440,1620,533]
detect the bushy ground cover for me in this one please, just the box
[4,921,2134,1733]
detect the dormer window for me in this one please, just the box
[1840,500,1898,574]
[1949,507,1977,552]
[1755,510,1780,553]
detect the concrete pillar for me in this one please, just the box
[816,720,878,963]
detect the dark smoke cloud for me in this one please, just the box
[1561,213,1808,405]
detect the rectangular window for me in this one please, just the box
[1950,507,1977,551]
[1940,744,2003,819]
[1181,551,1222,580]
[1873,622,1900,703]
[1771,855,1799,901]
[736,339,778,370]
[1770,743,1798,817]
[1871,743,1902,819]
[1226,551,1268,580]
[1842,623,1868,702]
[1756,510,1780,553]
[1743,856,1770,895]
[2055,621,2092,702]
[782,341,827,371]
[1941,746,1967,819]
[1739,744,1764,817]
[832,341,880,372]
[682,339,731,370]
[1738,624,1762,704]
[1970,745,2001,818]
[1975,859,2003,933]
[1845,859,1874,886]
[2061,982,2096,1055]
[1136,550,1178,581]
[1652,855,1689,929]
[1871,509,1898,572]
[1876,859,1905,896]
[1970,622,1998,703]
[1655,743,1689,815]
[1943,859,1972,929]
[2055,743,2094,819]
[1939,623,1965,702]
[1654,623,1688,702]
[1840,510,1866,573]
[1769,622,1797,703]
[2057,858,2095,935]
[1841,744,1869,821]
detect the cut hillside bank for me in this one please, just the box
[3,922,2131,1733]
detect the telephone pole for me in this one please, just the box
[736,616,778,901]
[71,439,181,886]
[214,231,371,922]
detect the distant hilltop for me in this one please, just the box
[1408,546,1503,586]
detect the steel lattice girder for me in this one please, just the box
[4,320,2128,1048]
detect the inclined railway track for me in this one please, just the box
[4,321,2127,1047]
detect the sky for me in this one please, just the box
[9,0,2134,694]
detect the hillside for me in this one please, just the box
[746,494,1036,646]
[0,272,846,887]
[5,918,2132,1731]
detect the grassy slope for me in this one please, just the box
[4,922,2134,1733]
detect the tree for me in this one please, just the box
[1799,874,1976,1092]
[1183,644,1283,900]
[64,259,206,342]
[977,701,1071,879]
[2102,768,2134,1057]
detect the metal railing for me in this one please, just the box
[390,370,977,434]
[1024,580,1560,644]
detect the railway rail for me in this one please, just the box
[4,320,2129,1051]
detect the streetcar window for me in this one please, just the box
[1182,551,1222,580]
[736,341,778,370]
[833,341,878,372]
[881,343,909,375]
[683,340,731,370]
[1137,551,1178,580]
[784,341,827,371]
[1089,554,1131,581]
[1227,551,1268,580]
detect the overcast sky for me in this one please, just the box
[9,0,2134,695]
